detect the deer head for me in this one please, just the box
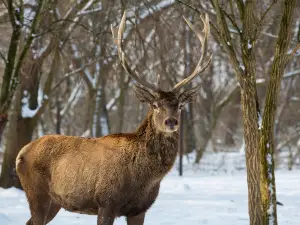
[111,11,212,133]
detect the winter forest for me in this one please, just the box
[0,0,300,225]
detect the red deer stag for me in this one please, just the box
[16,11,212,225]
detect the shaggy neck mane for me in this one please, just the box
[135,110,179,171]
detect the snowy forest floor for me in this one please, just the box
[0,169,299,225]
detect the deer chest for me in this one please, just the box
[117,182,160,217]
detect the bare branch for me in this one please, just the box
[258,2,277,27]
[112,10,159,92]
[50,60,97,93]
[221,9,242,36]
[285,43,300,64]
[283,69,300,78]
[234,0,244,19]
[172,14,213,91]
[212,0,243,78]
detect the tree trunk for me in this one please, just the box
[0,12,21,145]
[0,46,59,189]
[239,1,263,224]
[240,78,262,225]
[259,1,296,224]
[0,114,8,144]
[0,87,35,188]
[117,72,126,133]
[194,130,212,164]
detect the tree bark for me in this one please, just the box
[0,47,59,189]
[0,86,35,188]
[259,1,296,224]
[0,3,22,113]
[211,0,263,223]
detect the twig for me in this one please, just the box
[258,2,277,27]
[221,9,242,36]
[175,0,221,39]
[50,60,96,93]
[175,0,201,14]
[285,44,300,64]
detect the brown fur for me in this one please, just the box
[15,90,200,225]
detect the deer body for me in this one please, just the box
[16,11,212,225]
[17,110,178,224]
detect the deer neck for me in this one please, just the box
[135,111,179,173]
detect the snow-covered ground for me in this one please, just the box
[0,169,299,225]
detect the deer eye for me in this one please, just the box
[153,102,158,109]
[179,104,184,110]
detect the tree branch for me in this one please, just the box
[0,50,7,64]
[212,0,243,78]
[234,0,244,19]
[221,8,242,36]
[285,43,300,64]
[7,0,45,112]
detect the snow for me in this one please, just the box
[106,89,120,110]
[145,29,155,43]
[283,69,300,78]
[32,44,49,59]
[92,88,102,137]
[78,2,102,16]
[239,64,245,71]
[247,40,252,49]
[21,89,45,118]
[256,78,265,83]
[60,81,83,116]
[84,68,93,85]
[258,112,263,130]
[21,94,39,118]
[266,152,276,224]
[71,44,80,58]
[100,116,109,135]
[0,170,300,225]
[24,0,37,28]
[21,103,39,118]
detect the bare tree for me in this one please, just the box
[177,0,299,224]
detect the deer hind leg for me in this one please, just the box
[25,197,60,225]
[127,212,145,225]
[45,201,61,224]
[25,192,52,225]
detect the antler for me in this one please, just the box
[111,11,160,92]
[172,14,213,92]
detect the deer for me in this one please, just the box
[15,11,212,225]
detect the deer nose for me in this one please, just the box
[164,117,178,128]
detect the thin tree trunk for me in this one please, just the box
[116,71,126,132]
[259,1,296,224]
[179,110,184,176]
[100,73,110,136]
[56,95,61,134]
[0,7,22,144]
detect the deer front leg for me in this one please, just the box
[127,212,145,225]
[97,207,115,225]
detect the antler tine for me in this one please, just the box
[111,11,159,92]
[172,14,213,92]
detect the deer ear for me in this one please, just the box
[178,85,201,105]
[133,85,155,103]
